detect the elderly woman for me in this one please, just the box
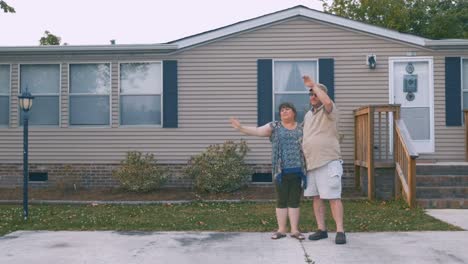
[230,102,306,240]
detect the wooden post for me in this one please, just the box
[408,156,417,208]
[394,129,402,200]
[367,106,375,200]
[354,114,360,189]
[394,105,400,120]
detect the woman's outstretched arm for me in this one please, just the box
[230,117,272,137]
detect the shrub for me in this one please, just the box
[186,140,253,193]
[113,151,168,192]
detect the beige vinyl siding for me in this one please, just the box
[0,17,466,165]
[0,128,258,163]
[61,62,68,127]
[9,64,19,127]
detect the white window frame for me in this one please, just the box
[68,62,112,127]
[0,64,11,127]
[118,61,163,127]
[272,59,319,122]
[18,63,61,127]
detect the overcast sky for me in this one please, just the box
[0,0,324,46]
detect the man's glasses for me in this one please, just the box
[309,92,317,97]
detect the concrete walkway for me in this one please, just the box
[1,230,468,264]
[426,209,468,230]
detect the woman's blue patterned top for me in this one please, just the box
[269,121,306,187]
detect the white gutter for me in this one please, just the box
[425,39,468,49]
[0,44,178,54]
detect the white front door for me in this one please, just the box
[389,57,434,153]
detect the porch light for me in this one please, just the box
[367,54,377,69]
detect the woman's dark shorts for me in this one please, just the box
[275,173,302,208]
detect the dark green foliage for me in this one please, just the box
[321,0,468,39]
[39,30,61,45]
[0,1,15,13]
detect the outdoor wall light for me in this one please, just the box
[367,54,377,69]
[18,88,34,220]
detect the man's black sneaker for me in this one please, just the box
[308,230,328,240]
[335,232,346,244]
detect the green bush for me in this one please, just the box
[186,140,253,193]
[113,151,168,192]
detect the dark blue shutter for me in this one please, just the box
[445,57,461,126]
[257,59,273,126]
[163,60,178,128]
[319,58,335,101]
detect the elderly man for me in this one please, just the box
[302,75,346,245]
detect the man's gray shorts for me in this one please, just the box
[303,160,343,199]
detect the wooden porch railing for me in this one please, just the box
[354,105,400,200]
[465,110,468,162]
[354,104,419,207]
[393,119,419,208]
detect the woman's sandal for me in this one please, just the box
[271,232,287,240]
[290,232,305,241]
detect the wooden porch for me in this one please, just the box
[354,107,468,208]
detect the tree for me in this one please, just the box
[39,31,61,45]
[0,0,15,13]
[320,0,468,39]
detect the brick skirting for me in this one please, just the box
[0,163,357,189]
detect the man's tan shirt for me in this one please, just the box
[302,103,341,171]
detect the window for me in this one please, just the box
[0,65,10,126]
[463,59,468,110]
[69,63,111,126]
[20,64,60,126]
[119,62,162,125]
[273,60,318,123]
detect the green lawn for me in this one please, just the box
[0,199,461,236]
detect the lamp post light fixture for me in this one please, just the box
[18,89,34,220]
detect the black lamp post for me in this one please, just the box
[18,89,34,220]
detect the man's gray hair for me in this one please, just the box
[316,83,328,94]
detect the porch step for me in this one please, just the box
[416,172,467,208]
[416,164,468,176]
[416,175,468,187]
[417,199,468,209]
[416,186,468,199]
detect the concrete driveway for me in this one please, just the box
[1,231,467,264]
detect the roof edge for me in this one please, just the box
[170,5,430,49]
[425,39,468,49]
